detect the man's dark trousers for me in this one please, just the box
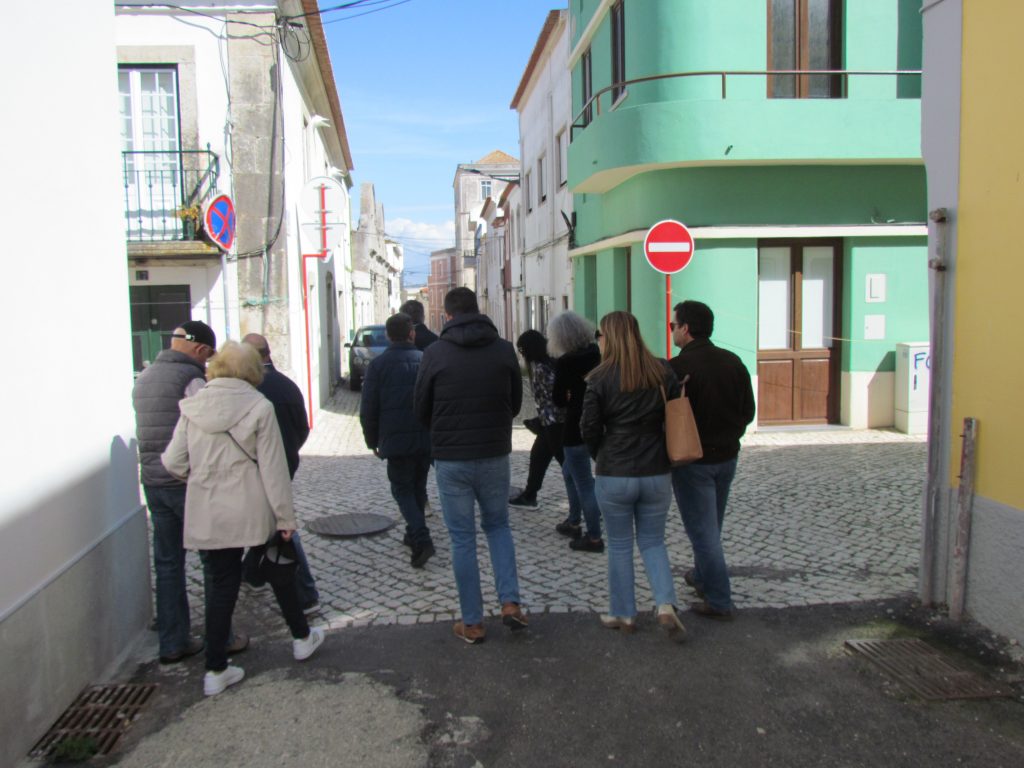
[387,455,432,548]
[145,485,191,657]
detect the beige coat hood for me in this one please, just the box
[162,378,297,550]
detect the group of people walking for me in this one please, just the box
[359,290,754,645]
[132,287,754,698]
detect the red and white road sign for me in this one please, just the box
[644,219,695,274]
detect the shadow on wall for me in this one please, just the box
[0,434,148,768]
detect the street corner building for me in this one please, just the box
[566,0,929,431]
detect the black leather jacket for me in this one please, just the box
[580,361,680,477]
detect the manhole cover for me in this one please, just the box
[845,638,1014,700]
[307,512,396,537]
[30,683,157,759]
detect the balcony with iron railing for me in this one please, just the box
[122,148,219,242]
[569,70,923,194]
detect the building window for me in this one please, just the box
[537,155,546,204]
[768,0,842,98]
[525,171,532,212]
[119,66,183,240]
[481,179,492,199]
[611,1,625,102]
[581,47,593,126]
[556,129,568,186]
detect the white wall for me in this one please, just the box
[1,2,147,763]
[517,18,573,324]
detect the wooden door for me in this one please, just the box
[757,242,841,424]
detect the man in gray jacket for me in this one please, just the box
[132,321,217,663]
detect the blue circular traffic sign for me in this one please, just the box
[204,194,236,251]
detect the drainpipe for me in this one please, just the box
[921,207,949,606]
[221,251,231,340]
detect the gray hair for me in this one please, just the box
[547,311,595,357]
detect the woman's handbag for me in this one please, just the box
[661,377,703,466]
[242,531,298,587]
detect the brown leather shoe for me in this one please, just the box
[501,602,529,630]
[599,615,636,633]
[690,601,735,621]
[656,604,688,643]
[453,622,486,644]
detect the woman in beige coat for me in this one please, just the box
[162,341,324,696]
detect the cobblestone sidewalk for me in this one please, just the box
[180,387,926,634]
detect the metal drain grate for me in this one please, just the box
[845,638,1014,701]
[30,683,157,759]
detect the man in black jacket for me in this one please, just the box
[243,333,321,613]
[399,298,439,350]
[669,301,755,621]
[359,314,435,568]
[414,288,527,644]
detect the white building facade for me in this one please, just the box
[511,10,574,334]
[1,2,145,763]
[454,150,519,292]
[117,0,354,409]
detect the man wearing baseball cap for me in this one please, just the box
[132,320,246,663]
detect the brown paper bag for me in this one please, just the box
[662,380,702,466]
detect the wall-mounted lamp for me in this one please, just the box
[309,114,331,129]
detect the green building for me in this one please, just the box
[568,0,927,428]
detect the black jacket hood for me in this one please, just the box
[440,312,499,348]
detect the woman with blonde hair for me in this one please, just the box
[162,340,324,696]
[580,311,686,640]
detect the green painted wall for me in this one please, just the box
[573,165,927,247]
[842,237,929,373]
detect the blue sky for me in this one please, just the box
[322,0,564,285]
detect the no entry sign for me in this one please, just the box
[204,194,236,252]
[644,219,694,274]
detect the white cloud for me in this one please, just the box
[387,218,455,248]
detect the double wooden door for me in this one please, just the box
[757,241,841,424]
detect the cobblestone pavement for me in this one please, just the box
[180,386,926,635]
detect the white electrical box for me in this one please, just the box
[895,342,930,434]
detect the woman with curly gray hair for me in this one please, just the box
[549,311,604,552]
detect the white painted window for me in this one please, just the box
[120,67,182,240]
[537,155,547,203]
[758,247,791,350]
[556,129,568,186]
[525,171,533,212]
[481,179,492,199]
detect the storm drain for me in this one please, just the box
[30,683,157,759]
[845,638,1014,701]
[307,512,395,537]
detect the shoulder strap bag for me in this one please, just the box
[661,376,703,466]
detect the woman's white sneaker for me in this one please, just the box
[203,665,244,696]
[293,627,325,661]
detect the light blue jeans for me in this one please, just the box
[435,456,522,625]
[596,474,677,618]
[562,444,602,539]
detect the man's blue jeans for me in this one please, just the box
[144,484,191,657]
[562,444,602,539]
[387,455,433,548]
[596,474,676,618]
[435,456,521,625]
[671,458,737,611]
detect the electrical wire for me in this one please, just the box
[322,0,415,25]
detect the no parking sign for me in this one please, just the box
[203,194,236,252]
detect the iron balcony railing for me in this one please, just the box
[122,148,219,241]
[571,69,923,140]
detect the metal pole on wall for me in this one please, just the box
[949,417,978,621]
[921,207,950,606]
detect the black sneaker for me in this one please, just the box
[509,492,538,508]
[402,533,413,548]
[569,536,605,553]
[410,542,436,569]
[555,520,582,538]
